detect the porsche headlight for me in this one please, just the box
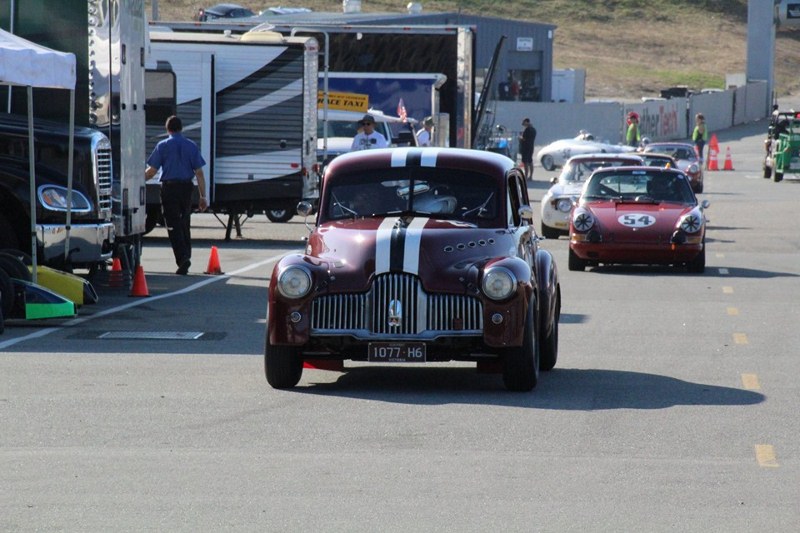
[572,208,595,232]
[555,197,573,212]
[38,185,92,213]
[687,163,699,174]
[482,266,517,301]
[277,266,312,299]
[680,212,703,233]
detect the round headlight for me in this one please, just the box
[687,163,699,174]
[277,266,312,299]
[482,266,517,301]
[555,198,573,212]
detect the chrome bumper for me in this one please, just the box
[38,222,115,264]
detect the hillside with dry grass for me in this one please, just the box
[147,0,800,99]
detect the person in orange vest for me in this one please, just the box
[692,113,709,162]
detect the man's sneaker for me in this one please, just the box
[176,259,191,275]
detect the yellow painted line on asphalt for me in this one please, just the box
[722,286,734,294]
[755,445,779,468]
[727,307,739,316]
[733,333,749,345]
[718,267,729,275]
[741,373,760,390]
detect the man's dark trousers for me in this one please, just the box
[160,181,194,266]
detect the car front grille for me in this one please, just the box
[310,273,483,337]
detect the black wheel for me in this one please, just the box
[265,338,303,389]
[540,154,555,171]
[266,204,296,223]
[0,249,32,266]
[687,247,706,274]
[540,222,561,240]
[0,213,20,250]
[502,300,539,392]
[774,171,783,183]
[694,181,704,194]
[0,267,15,319]
[0,253,32,282]
[568,248,586,272]
[539,293,559,371]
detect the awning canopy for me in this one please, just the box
[0,28,75,89]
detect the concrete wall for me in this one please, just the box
[487,81,769,156]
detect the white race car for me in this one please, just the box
[539,152,644,238]
[537,132,636,171]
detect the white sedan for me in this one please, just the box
[537,132,636,171]
[539,152,644,238]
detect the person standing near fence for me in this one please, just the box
[692,113,708,161]
[626,111,641,147]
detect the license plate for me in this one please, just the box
[368,342,426,363]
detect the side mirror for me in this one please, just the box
[700,199,710,209]
[297,201,313,217]
[518,205,534,221]
[550,176,558,184]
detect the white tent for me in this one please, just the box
[0,28,76,282]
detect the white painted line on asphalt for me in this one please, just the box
[0,252,289,350]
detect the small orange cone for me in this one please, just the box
[129,265,150,297]
[723,146,735,171]
[707,147,719,171]
[107,257,125,288]
[204,246,224,275]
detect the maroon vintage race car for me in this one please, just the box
[568,166,709,272]
[266,147,561,391]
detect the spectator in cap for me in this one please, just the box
[416,117,435,147]
[351,113,388,151]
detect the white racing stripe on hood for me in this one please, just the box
[403,217,429,274]
[391,148,413,167]
[375,217,397,274]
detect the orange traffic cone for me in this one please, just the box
[707,147,719,171]
[129,265,150,297]
[723,146,735,171]
[204,246,224,275]
[107,257,125,288]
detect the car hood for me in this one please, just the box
[584,201,694,239]
[307,216,513,292]
[548,181,585,198]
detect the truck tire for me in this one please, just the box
[0,267,15,319]
[266,205,296,223]
[0,213,20,250]
[0,253,32,282]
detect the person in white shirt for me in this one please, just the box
[416,117,434,146]
[351,114,388,151]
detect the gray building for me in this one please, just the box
[245,6,557,102]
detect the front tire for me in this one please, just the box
[539,292,559,371]
[568,248,586,271]
[540,222,561,240]
[503,300,539,392]
[265,338,303,389]
[687,247,705,274]
[540,154,555,171]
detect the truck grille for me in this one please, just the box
[95,146,113,216]
[311,273,483,337]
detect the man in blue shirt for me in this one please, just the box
[145,115,208,275]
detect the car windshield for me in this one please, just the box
[317,120,361,138]
[560,159,638,183]
[648,145,697,162]
[323,167,500,225]
[640,155,673,168]
[583,170,695,204]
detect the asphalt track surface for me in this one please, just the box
[1,113,799,531]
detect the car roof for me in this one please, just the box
[566,153,643,162]
[324,147,515,184]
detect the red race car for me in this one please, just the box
[568,166,709,272]
[266,147,561,391]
